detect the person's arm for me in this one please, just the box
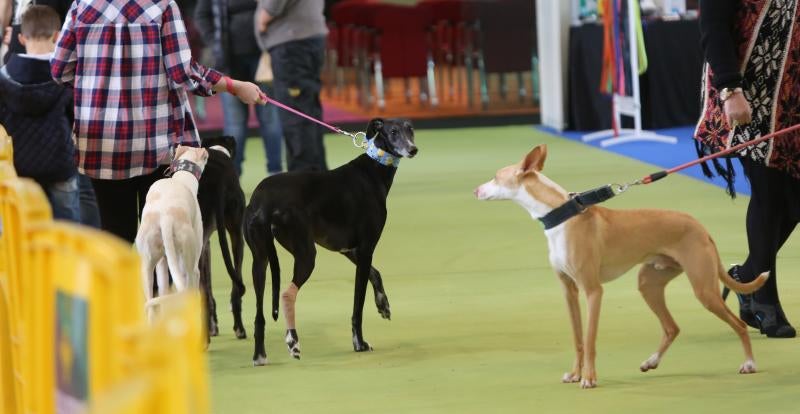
[162,0,266,104]
[50,1,78,85]
[193,0,214,46]
[698,0,741,89]
[261,0,291,19]
[0,0,11,32]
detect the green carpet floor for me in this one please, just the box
[206,126,799,413]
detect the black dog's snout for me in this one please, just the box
[408,146,418,157]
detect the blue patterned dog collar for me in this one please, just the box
[365,138,400,167]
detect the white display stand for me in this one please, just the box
[581,0,677,147]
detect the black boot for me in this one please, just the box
[751,300,797,338]
[724,265,759,329]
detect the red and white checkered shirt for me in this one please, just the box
[51,0,223,180]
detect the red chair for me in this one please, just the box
[369,3,437,109]
[464,0,537,108]
[328,0,377,102]
[417,0,470,103]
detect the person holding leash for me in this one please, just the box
[696,0,800,338]
[51,0,266,243]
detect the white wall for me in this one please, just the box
[536,0,573,131]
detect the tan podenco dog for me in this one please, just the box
[136,146,209,320]
[474,144,768,389]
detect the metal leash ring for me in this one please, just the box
[610,179,642,195]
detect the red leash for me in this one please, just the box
[636,123,800,185]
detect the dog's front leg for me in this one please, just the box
[342,251,391,320]
[580,282,603,389]
[558,273,583,383]
[351,252,374,352]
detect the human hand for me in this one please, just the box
[723,92,752,127]
[257,8,271,33]
[3,26,11,46]
[232,80,268,105]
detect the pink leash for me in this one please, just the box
[261,93,369,149]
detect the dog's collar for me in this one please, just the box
[365,138,400,167]
[208,145,231,158]
[539,185,617,230]
[168,159,203,181]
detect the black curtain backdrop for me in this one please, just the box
[568,19,704,131]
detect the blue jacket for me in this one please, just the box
[0,53,76,183]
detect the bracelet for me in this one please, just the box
[224,76,236,96]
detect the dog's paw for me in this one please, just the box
[739,359,757,374]
[561,372,581,383]
[352,334,373,352]
[234,326,247,340]
[639,353,661,372]
[253,354,269,366]
[375,292,391,320]
[208,321,219,337]
[285,329,301,360]
[580,378,597,389]
[353,341,373,352]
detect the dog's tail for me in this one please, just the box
[161,217,184,291]
[264,215,281,321]
[244,207,282,321]
[718,264,769,294]
[215,196,238,282]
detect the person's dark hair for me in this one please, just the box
[20,5,62,40]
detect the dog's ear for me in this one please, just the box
[366,118,385,138]
[520,144,547,174]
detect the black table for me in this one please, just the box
[567,19,704,131]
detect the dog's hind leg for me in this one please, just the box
[199,243,219,337]
[342,251,391,320]
[281,231,317,360]
[684,257,756,374]
[156,258,171,297]
[226,209,247,339]
[140,253,158,323]
[637,264,681,373]
[245,212,272,366]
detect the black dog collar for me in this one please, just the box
[168,159,203,181]
[538,185,617,230]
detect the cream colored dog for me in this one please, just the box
[475,144,768,389]
[135,146,209,319]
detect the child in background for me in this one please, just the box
[0,4,80,222]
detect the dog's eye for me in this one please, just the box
[391,130,398,136]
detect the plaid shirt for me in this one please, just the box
[51,0,223,180]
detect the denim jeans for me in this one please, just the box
[78,174,101,228]
[269,36,328,172]
[222,53,283,175]
[41,174,80,223]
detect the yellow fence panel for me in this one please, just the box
[0,129,209,414]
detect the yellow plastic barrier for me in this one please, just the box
[90,292,209,414]
[0,130,210,414]
[0,177,52,414]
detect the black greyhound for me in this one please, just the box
[198,136,247,340]
[244,118,417,364]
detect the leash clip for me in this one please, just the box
[611,180,641,195]
[338,130,369,149]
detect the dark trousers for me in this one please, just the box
[269,36,328,172]
[90,167,168,243]
[738,158,800,304]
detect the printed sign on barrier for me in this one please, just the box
[55,290,90,414]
